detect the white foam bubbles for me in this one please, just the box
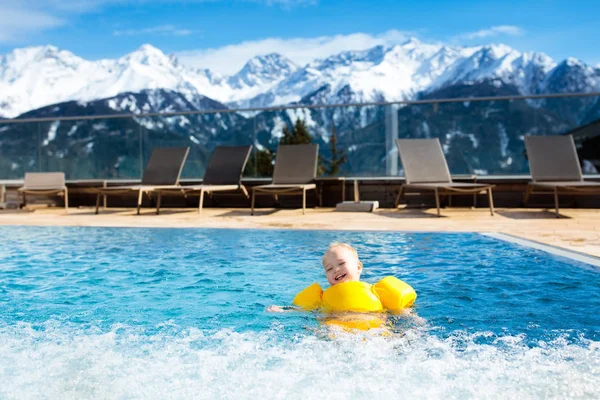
[0,322,598,399]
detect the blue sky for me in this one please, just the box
[0,0,598,74]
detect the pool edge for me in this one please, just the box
[482,232,600,269]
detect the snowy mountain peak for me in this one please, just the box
[2,45,83,69]
[10,45,60,59]
[227,53,297,90]
[543,57,600,94]
[564,57,586,67]
[244,53,296,71]
[313,45,387,70]
[401,37,422,46]
[479,43,517,58]
[520,51,556,68]
[398,37,436,53]
[121,44,173,66]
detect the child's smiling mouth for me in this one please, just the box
[335,273,347,281]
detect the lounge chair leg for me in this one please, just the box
[394,185,405,208]
[488,188,495,216]
[64,188,69,214]
[95,192,101,214]
[302,187,306,215]
[473,192,477,208]
[554,187,560,218]
[137,189,143,215]
[523,185,532,206]
[22,193,27,209]
[199,189,205,214]
[240,186,249,199]
[434,187,441,217]
[318,185,323,207]
[156,192,162,215]
[251,190,256,215]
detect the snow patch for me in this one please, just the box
[42,121,60,146]
[270,116,287,140]
[67,125,78,137]
[498,124,509,157]
[421,121,431,138]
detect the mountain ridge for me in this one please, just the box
[1,39,599,118]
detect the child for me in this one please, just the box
[267,242,416,320]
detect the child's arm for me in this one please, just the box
[266,305,300,312]
[268,282,324,313]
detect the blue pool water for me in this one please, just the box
[0,226,598,399]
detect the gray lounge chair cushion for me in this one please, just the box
[404,182,491,190]
[141,147,190,186]
[395,139,452,184]
[20,172,66,190]
[525,135,583,182]
[530,181,600,188]
[272,144,319,185]
[202,146,252,185]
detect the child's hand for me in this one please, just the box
[266,305,287,312]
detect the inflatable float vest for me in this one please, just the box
[292,276,417,330]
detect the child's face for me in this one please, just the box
[323,246,362,286]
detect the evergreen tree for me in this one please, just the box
[244,118,314,177]
[322,122,347,176]
[280,125,293,144]
[279,119,313,145]
[244,148,274,177]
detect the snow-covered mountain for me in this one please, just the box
[1,38,599,118]
[0,44,215,118]
[248,40,566,107]
[226,53,298,104]
[0,45,295,117]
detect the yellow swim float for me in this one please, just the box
[292,276,417,331]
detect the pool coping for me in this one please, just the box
[483,232,600,269]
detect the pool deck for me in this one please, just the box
[0,206,599,257]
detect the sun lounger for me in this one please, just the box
[524,135,600,217]
[18,172,69,213]
[95,147,189,215]
[395,138,495,216]
[153,145,252,214]
[251,144,319,215]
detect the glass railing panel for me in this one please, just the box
[0,93,598,180]
[139,112,254,180]
[326,104,386,177]
[0,121,42,179]
[76,116,142,180]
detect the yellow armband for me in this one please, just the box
[372,276,417,311]
[292,282,324,311]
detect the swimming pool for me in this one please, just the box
[0,226,598,398]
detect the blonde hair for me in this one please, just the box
[322,242,359,266]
